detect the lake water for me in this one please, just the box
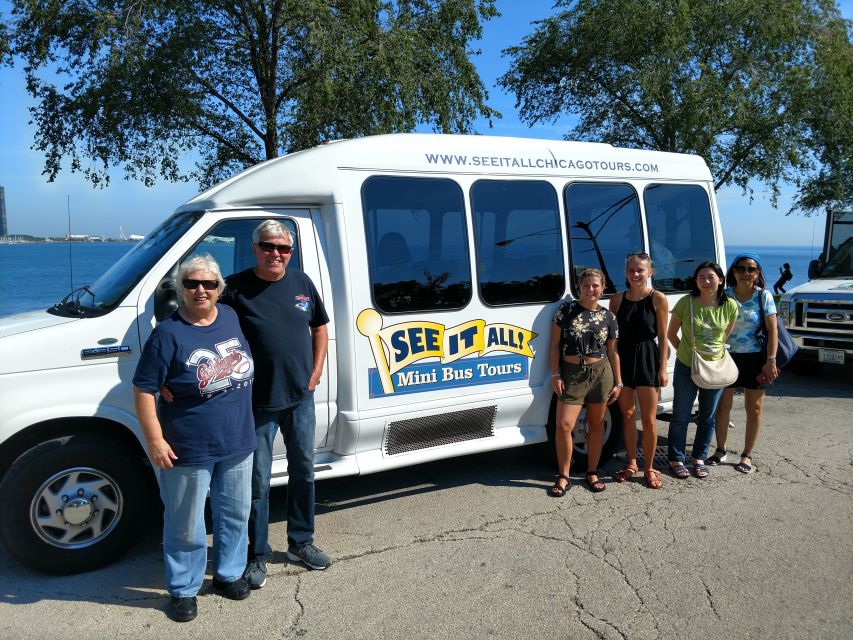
[0,241,823,318]
[0,242,135,317]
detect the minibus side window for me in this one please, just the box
[564,183,643,295]
[362,176,472,313]
[471,180,565,305]
[192,218,301,278]
[644,184,716,293]
[155,217,302,321]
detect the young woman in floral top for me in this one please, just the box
[549,269,622,495]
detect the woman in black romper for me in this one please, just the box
[609,252,669,489]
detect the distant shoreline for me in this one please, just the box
[0,237,139,244]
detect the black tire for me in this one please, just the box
[0,436,151,575]
[545,395,624,472]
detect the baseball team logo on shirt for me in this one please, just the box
[187,338,254,396]
[294,294,310,312]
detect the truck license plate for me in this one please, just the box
[818,349,845,364]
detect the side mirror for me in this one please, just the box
[155,267,179,321]
[807,259,821,280]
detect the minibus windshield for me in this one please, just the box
[48,211,205,317]
[818,236,853,279]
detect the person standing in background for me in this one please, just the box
[773,263,793,294]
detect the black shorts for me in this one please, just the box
[617,339,660,388]
[729,351,766,390]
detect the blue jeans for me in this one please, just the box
[159,452,252,597]
[668,360,725,463]
[250,391,316,560]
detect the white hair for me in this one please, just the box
[252,219,294,244]
[175,253,225,304]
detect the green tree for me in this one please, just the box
[500,0,850,211]
[10,0,498,187]
[791,15,852,214]
[0,15,10,63]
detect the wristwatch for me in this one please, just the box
[614,383,624,388]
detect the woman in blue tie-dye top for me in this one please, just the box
[712,252,779,474]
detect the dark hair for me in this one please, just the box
[725,256,766,289]
[689,261,728,304]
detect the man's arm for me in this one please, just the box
[307,324,329,390]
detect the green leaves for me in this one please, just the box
[10,0,498,188]
[501,0,852,214]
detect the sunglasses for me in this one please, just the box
[626,251,650,260]
[257,241,293,254]
[734,265,759,274]
[182,278,219,291]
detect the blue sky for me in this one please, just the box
[0,0,849,247]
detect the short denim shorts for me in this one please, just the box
[558,359,614,405]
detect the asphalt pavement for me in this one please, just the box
[1,364,851,639]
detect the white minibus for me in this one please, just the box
[0,133,726,573]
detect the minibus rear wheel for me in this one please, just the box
[0,435,151,575]
[545,395,624,472]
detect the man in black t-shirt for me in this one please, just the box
[221,220,331,585]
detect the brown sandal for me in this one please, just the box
[644,469,662,489]
[615,466,639,483]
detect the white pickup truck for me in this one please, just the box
[778,235,853,367]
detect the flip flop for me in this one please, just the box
[670,463,690,479]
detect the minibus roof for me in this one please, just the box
[176,133,713,211]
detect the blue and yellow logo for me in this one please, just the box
[356,308,537,397]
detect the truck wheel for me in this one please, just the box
[0,436,151,575]
[545,395,624,472]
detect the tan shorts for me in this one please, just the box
[558,359,614,405]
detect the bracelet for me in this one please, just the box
[614,383,624,388]
[767,356,777,361]
[551,373,561,378]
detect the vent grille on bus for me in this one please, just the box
[384,406,497,456]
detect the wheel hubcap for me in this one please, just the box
[30,467,123,549]
[573,409,613,455]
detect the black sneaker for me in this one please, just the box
[168,596,198,622]
[211,576,251,600]
[286,543,332,570]
[244,559,267,589]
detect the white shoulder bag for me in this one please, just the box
[689,297,738,389]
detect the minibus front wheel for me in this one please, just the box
[0,435,151,575]
[545,395,624,471]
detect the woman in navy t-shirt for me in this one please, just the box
[133,254,256,623]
